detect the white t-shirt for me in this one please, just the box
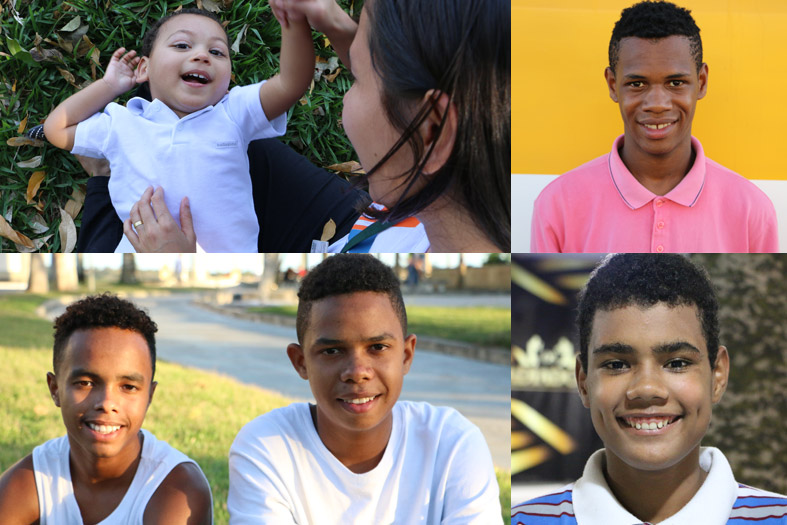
[322,204,430,253]
[72,82,286,253]
[228,401,501,524]
[32,428,212,525]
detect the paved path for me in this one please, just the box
[43,293,510,468]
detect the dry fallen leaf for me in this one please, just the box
[18,156,43,169]
[325,67,342,82]
[231,23,248,54]
[201,0,222,12]
[17,114,28,134]
[64,187,86,219]
[26,171,45,203]
[0,214,34,249]
[57,67,76,85]
[59,208,77,253]
[326,161,364,175]
[60,15,82,32]
[30,46,65,63]
[7,137,45,147]
[320,219,336,242]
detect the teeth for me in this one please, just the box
[345,396,376,404]
[644,122,673,130]
[87,423,120,434]
[625,417,674,430]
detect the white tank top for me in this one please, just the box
[32,428,212,524]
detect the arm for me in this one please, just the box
[270,0,357,67]
[44,48,140,151]
[0,455,41,525]
[144,463,212,525]
[258,12,316,122]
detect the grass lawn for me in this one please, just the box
[0,293,511,523]
[249,304,512,348]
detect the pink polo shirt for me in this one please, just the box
[531,135,779,253]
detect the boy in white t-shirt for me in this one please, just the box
[44,7,314,252]
[0,294,213,524]
[228,254,501,524]
[511,254,787,525]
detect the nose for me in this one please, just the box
[340,350,373,383]
[642,85,672,113]
[191,49,210,63]
[92,386,119,412]
[625,364,668,403]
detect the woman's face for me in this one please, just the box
[342,7,417,206]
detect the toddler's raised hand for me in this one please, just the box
[102,47,141,95]
[270,0,337,32]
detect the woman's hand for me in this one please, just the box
[123,186,197,253]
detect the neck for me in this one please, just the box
[416,196,501,253]
[620,135,695,196]
[68,431,143,486]
[604,447,707,523]
[312,405,392,474]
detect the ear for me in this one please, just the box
[604,67,619,103]
[711,345,729,404]
[418,89,458,174]
[46,372,60,407]
[402,334,416,375]
[575,356,590,408]
[148,381,158,406]
[697,62,709,100]
[136,56,150,83]
[287,343,309,380]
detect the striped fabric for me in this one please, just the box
[328,209,430,253]
[512,448,787,525]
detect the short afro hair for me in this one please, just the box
[296,254,407,343]
[577,254,719,371]
[53,293,158,379]
[141,8,228,57]
[609,1,703,74]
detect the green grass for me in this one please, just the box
[1,0,360,252]
[0,293,510,523]
[249,304,512,347]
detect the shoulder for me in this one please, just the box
[144,462,212,525]
[511,485,576,525]
[0,454,40,524]
[731,483,787,522]
[231,404,306,452]
[704,158,774,203]
[535,154,609,204]
[396,401,483,450]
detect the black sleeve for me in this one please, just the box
[76,176,124,253]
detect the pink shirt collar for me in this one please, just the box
[608,134,706,209]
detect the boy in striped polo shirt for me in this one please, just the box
[512,254,787,524]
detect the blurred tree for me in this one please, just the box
[27,254,49,293]
[120,254,137,284]
[53,254,78,291]
[691,254,787,494]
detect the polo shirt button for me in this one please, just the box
[657,221,665,229]
[655,199,664,207]
[657,245,664,253]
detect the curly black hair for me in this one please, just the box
[577,254,719,371]
[295,254,406,343]
[53,293,158,379]
[141,8,228,57]
[609,1,702,74]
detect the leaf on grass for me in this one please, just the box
[6,36,36,65]
[223,0,234,8]
[320,219,336,242]
[231,23,248,54]
[30,46,65,63]
[55,34,73,53]
[60,16,82,32]
[26,171,45,203]
[17,114,27,134]
[0,214,34,249]
[195,0,202,9]
[32,214,50,234]
[89,46,100,66]
[59,208,77,253]
[7,136,44,147]
[64,187,85,219]
[325,67,342,82]
[314,56,339,82]
[326,161,364,175]
[18,156,43,169]
[201,0,222,12]
[57,67,76,85]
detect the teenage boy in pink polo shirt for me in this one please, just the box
[531,1,778,253]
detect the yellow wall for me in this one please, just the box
[512,0,787,179]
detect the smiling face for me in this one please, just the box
[137,14,231,118]
[342,8,419,205]
[605,35,707,162]
[287,292,415,441]
[47,327,156,465]
[576,303,728,475]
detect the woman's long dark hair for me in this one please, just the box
[361,0,510,251]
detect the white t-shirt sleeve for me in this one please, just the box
[440,423,502,524]
[224,81,287,142]
[227,420,297,525]
[71,108,113,159]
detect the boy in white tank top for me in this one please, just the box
[0,294,212,524]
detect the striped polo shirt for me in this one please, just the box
[327,205,430,253]
[512,447,787,524]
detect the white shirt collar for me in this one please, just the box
[573,447,738,524]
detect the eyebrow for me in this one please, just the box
[313,333,396,346]
[624,73,691,80]
[68,369,146,383]
[168,29,227,44]
[592,341,702,356]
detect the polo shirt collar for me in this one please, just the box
[573,447,738,525]
[608,134,706,210]
[126,95,229,122]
